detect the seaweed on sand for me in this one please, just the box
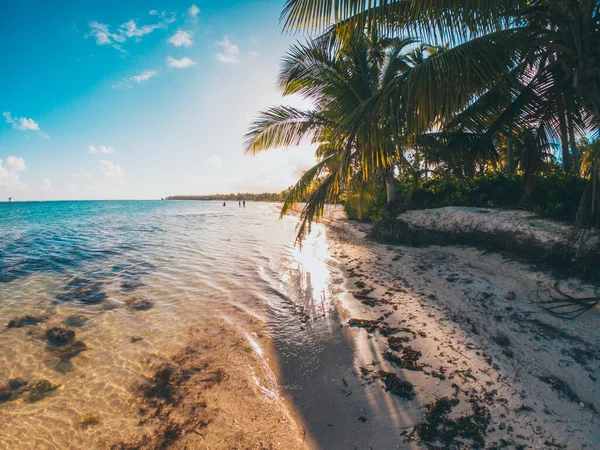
[348,319,380,333]
[46,327,75,346]
[387,335,412,347]
[45,327,87,360]
[63,315,89,328]
[126,297,154,311]
[414,397,491,448]
[80,414,102,428]
[348,319,399,336]
[7,315,46,328]
[56,278,107,305]
[384,344,423,371]
[375,371,415,400]
[112,356,223,449]
[0,379,61,403]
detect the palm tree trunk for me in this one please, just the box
[568,117,580,176]
[507,138,515,175]
[520,163,535,206]
[558,110,571,173]
[385,170,396,204]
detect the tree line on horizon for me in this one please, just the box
[244,0,600,241]
[165,188,305,202]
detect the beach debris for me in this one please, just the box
[375,371,415,400]
[505,291,517,300]
[387,335,411,346]
[378,324,400,336]
[126,297,154,311]
[383,344,423,371]
[536,282,599,319]
[27,379,61,402]
[56,278,107,305]
[131,336,144,343]
[8,378,29,390]
[81,414,102,428]
[121,279,144,292]
[348,318,380,332]
[413,397,491,448]
[0,378,30,402]
[45,327,75,347]
[63,315,89,327]
[348,318,399,336]
[7,315,46,328]
[1,379,61,403]
[45,327,87,360]
[54,340,87,360]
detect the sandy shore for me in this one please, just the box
[307,212,600,449]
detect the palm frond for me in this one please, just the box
[244,106,326,154]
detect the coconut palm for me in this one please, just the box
[245,32,423,240]
[281,0,600,146]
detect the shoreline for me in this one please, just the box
[2,204,598,449]
[309,214,599,448]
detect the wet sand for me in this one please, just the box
[305,214,600,448]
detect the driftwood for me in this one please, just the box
[536,282,599,320]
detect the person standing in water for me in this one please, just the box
[223,202,226,207]
[239,200,241,207]
[243,200,246,207]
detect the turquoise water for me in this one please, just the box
[0,200,345,448]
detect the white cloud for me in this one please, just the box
[87,12,175,51]
[188,4,200,21]
[6,156,26,172]
[88,145,115,154]
[120,20,161,39]
[168,29,192,47]
[130,70,159,83]
[216,36,240,63]
[167,56,196,68]
[43,178,52,189]
[3,111,39,131]
[3,112,49,138]
[208,155,222,169]
[113,69,160,89]
[0,156,26,192]
[87,21,126,51]
[100,160,125,177]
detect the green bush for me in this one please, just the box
[343,172,587,223]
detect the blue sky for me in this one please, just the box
[0,0,316,200]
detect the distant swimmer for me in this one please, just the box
[223,202,226,207]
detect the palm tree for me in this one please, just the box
[281,0,600,144]
[245,32,422,240]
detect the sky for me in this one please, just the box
[0,0,317,200]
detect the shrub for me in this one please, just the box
[344,172,587,223]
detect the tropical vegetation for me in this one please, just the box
[246,0,600,241]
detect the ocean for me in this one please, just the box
[0,200,348,448]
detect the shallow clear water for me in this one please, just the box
[0,200,343,448]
